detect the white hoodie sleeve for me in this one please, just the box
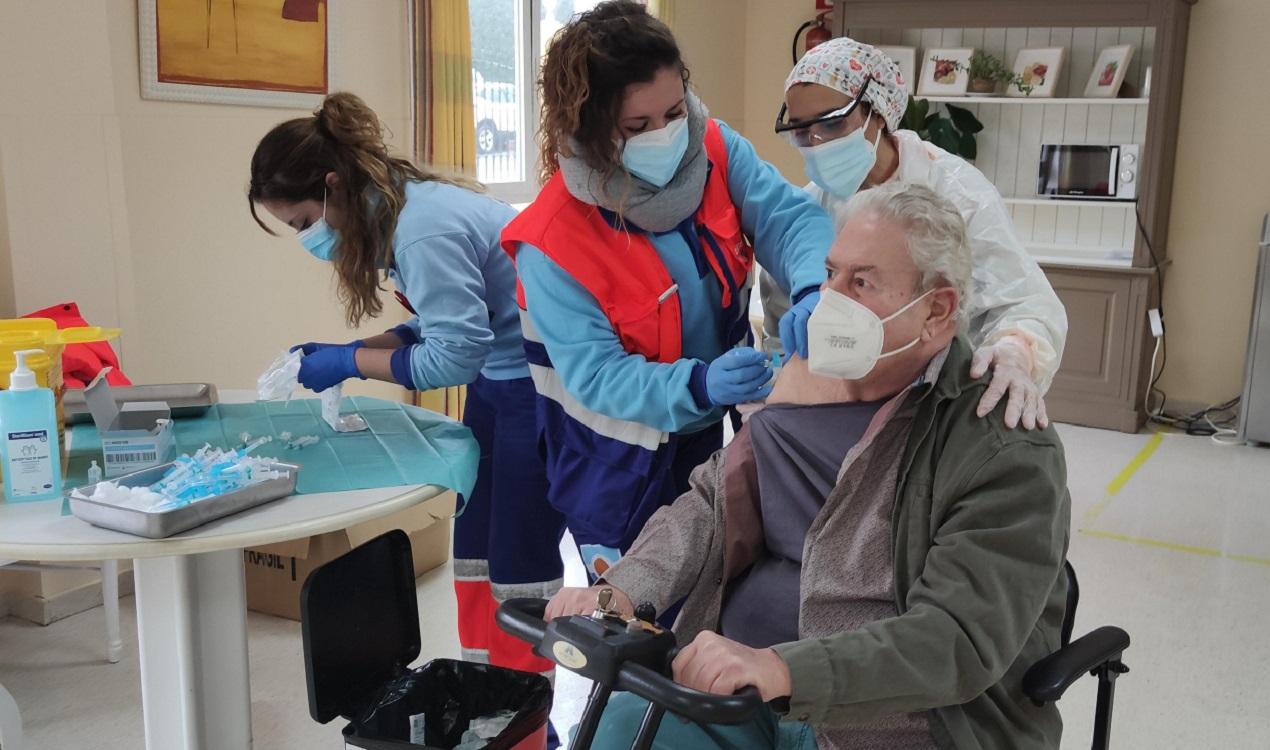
[917,140,1068,392]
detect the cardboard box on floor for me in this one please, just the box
[243,490,454,620]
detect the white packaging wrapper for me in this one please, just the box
[321,386,368,433]
[257,350,303,401]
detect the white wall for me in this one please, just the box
[0,134,13,318]
[739,0,813,185]
[0,0,411,400]
[1157,0,1270,407]
[671,0,748,131]
[670,0,812,178]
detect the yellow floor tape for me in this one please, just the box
[1078,430,1270,568]
[1079,529,1270,568]
[1105,432,1166,495]
[1081,432,1164,526]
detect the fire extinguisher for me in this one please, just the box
[792,11,833,64]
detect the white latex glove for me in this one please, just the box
[970,336,1048,430]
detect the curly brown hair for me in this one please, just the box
[248,92,480,328]
[538,0,689,187]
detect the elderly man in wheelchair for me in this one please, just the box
[543,183,1129,750]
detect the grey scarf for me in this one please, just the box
[558,92,710,233]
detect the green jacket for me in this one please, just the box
[606,336,1072,749]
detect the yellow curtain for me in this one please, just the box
[414,383,468,422]
[425,0,477,178]
[409,0,476,420]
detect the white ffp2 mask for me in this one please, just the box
[806,288,933,380]
[621,116,690,188]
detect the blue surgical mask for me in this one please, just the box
[799,124,883,200]
[297,191,337,261]
[621,116,690,188]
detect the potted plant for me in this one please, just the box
[902,96,984,160]
[960,50,1034,96]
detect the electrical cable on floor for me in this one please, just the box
[1205,412,1243,447]
[1133,208,1243,441]
[1143,335,1165,419]
[1148,326,1169,416]
[1135,209,1165,316]
[1150,396,1242,437]
[1135,208,1171,416]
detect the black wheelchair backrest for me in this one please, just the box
[1062,561,1079,648]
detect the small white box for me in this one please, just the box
[82,370,176,478]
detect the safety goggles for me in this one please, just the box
[775,77,874,148]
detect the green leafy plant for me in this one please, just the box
[954,51,1034,95]
[901,96,984,160]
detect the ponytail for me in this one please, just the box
[248,92,480,327]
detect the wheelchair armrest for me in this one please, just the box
[1023,626,1130,705]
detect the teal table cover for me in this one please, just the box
[65,397,479,499]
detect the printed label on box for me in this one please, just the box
[5,429,56,497]
[103,439,162,476]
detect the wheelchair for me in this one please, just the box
[1024,561,1132,750]
[499,560,1131,750]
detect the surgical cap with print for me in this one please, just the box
[785,38,909,132]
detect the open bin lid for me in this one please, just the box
[301,529,422,724]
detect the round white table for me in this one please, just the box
[0,481,446,750]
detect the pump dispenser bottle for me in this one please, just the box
[0,349,63,502]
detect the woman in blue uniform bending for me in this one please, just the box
[247,92,563,678]
[502,1,834,581]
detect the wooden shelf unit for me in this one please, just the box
[836,0,1198,432]
[921,96,1151,105]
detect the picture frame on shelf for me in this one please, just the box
[1006,47,1065,98]
[138,0,334,108]
[877,45,917,94]
[917,48,973,97]
[1085,45,1135,98]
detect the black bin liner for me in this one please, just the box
[347,658,552,750]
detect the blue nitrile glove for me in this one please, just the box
[291,340,364,356]
[705,347,773,406]
[778,290,821,360]
[298,345,365,393]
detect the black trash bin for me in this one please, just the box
[301,529,552,749]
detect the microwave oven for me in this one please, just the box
[1037,144,1139,201]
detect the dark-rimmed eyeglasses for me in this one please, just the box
[775,77,874,148]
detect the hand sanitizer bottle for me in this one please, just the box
[0,350,63,502]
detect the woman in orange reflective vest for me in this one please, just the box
[501,1,834,581]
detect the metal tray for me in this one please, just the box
[63,383,219,424]
[68,460,299,539]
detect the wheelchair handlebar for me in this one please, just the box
[496,598,766,726]
[616,662,764,726]
[494,596,550,646]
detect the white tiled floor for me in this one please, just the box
[2,424,1269,749]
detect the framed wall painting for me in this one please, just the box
[877,45,918,94]
[1006,47,1065,98]
[917,48,973,97]
[1085,44,1135,98]
[139,0,336,108]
